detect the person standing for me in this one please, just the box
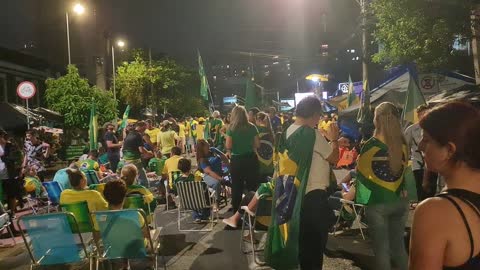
[265,96,339,270]
[225,106,260,213]
[145,119,160,152]
[268,107,281,133]
[255,112,275,183]
[122,121,152,187]
[356,102,409,270]
[211,111,224,149]
[104,123,122,173]
[177,118,187,154]
[404,104,436,202]
[23,129,50,182]
[0,129,23,217]
[409,101,480,270]
[157,120,179,158]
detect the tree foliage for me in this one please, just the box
[115,50,207,116]
[372,0,475,70]
[45,65,117,128]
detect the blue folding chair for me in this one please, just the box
[17,212,93,269]
[92,209,164,270]
[42,181,63,212]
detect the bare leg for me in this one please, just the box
[223,212,242,228]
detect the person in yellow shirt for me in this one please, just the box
[60,168,108,212]
[318,114,332,136]
[161,147,183,190]
[196,117,206,140]
[177,118,186,154]
[144,119,160,151]
[157,120,179,157]
[120,164,154,205]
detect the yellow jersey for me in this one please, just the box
[162,155,183,187]
[145,128,160,144]
[178,123,186,138]
[196,124,205,140]
[60,189,108,212]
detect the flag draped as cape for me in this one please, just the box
[265,125,316,269]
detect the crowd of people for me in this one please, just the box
[1,95,479,270]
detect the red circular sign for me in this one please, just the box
[17,81,36,99]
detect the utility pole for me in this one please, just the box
[358,0,369,96]
[471,4,480,85]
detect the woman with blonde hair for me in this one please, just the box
[226,106,260,213]
[356,102,409,270]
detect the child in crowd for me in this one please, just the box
[147,150,167,177]
[176,158,209,223]
[23,166,46,198]
[120,164,156,209]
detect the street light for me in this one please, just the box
[66,3,86,65]
[112,39,126,107]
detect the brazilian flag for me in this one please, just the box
[356,137,408,205]
[89,100,98,151]
[119,105,131,132]
[265,126,316,269]
[402,73,426,124]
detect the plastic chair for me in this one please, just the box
[42,181,63,212]
[124,195,154,225]
[240,195,272,266]
[60,201,94,233]
[92,209,164,270]
[176,181,218,232]
[84,170,100,185]
[0,203,16,247]
[17,212,93,269]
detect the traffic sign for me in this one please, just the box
[17,81,36,99]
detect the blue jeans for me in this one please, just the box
[366,200,409,270]
[203,175,221,201]
[192,208,210,220]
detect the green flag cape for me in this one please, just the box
[265,126,315,269]
[402,74,426,124]
[355,137,407,205]
[89,101,98,150]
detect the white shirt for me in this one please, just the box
[286,124,332,193]
[0,145,8,180]
[404,123,424,171]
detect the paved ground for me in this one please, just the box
[0,163,413,270]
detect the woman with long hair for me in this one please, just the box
[195,139,224,211]
[256,112,275,182]
[409,102,480,270]
[226,106,260,213]
[356,102,409,270]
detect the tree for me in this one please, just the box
[372,0,475,70]
[115,50,207,116]
[45,65,117,128]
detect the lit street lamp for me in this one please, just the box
[65,3,85,65]
[112,40,126,106]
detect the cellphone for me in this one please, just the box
[342,183,350,192]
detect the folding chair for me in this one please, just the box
[92,209,165,270]
[84,170,100,185]
[176,181,218,232]
[124,195,155,226]
[240,196,272,266]
[332,198,367,240]
[60,201,94,233]
[0,203,16,247]
[42,181,63,212]
[17,212,94,269]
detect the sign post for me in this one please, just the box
[17,81,37,129]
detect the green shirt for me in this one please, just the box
[77,159,100,171]
[148,157,167,176]
[226,124,259,156]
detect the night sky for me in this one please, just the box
[0,0,359,67]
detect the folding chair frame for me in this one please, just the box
[17,212,93,270]
[240,195,271,266]
[0,211,16,247]
[92,209,166,270]
[177,184,219,232]
[332,198,367,240]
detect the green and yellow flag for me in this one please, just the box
[347,75,360,107]
[198,51,209,101]
[402,74,426,124]
[357,79,371,124]
[245,71,258,110]
[88,100,98,151]
[119,105,131,132]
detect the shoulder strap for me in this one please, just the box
[438,194,475,259]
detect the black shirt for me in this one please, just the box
[122,131,143,159]
[104,131,119,154]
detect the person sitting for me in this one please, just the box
[60,168,108,212]
[147,150,166,178]
[23,166,46,198]
[53,162,80,190]
[120,164,155,209]
[161,147,182,209]
[196,139,223,212]
[77,150,101,179]
[328,170,358,229]
[223,178,274,228]
[336,136,358,169]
